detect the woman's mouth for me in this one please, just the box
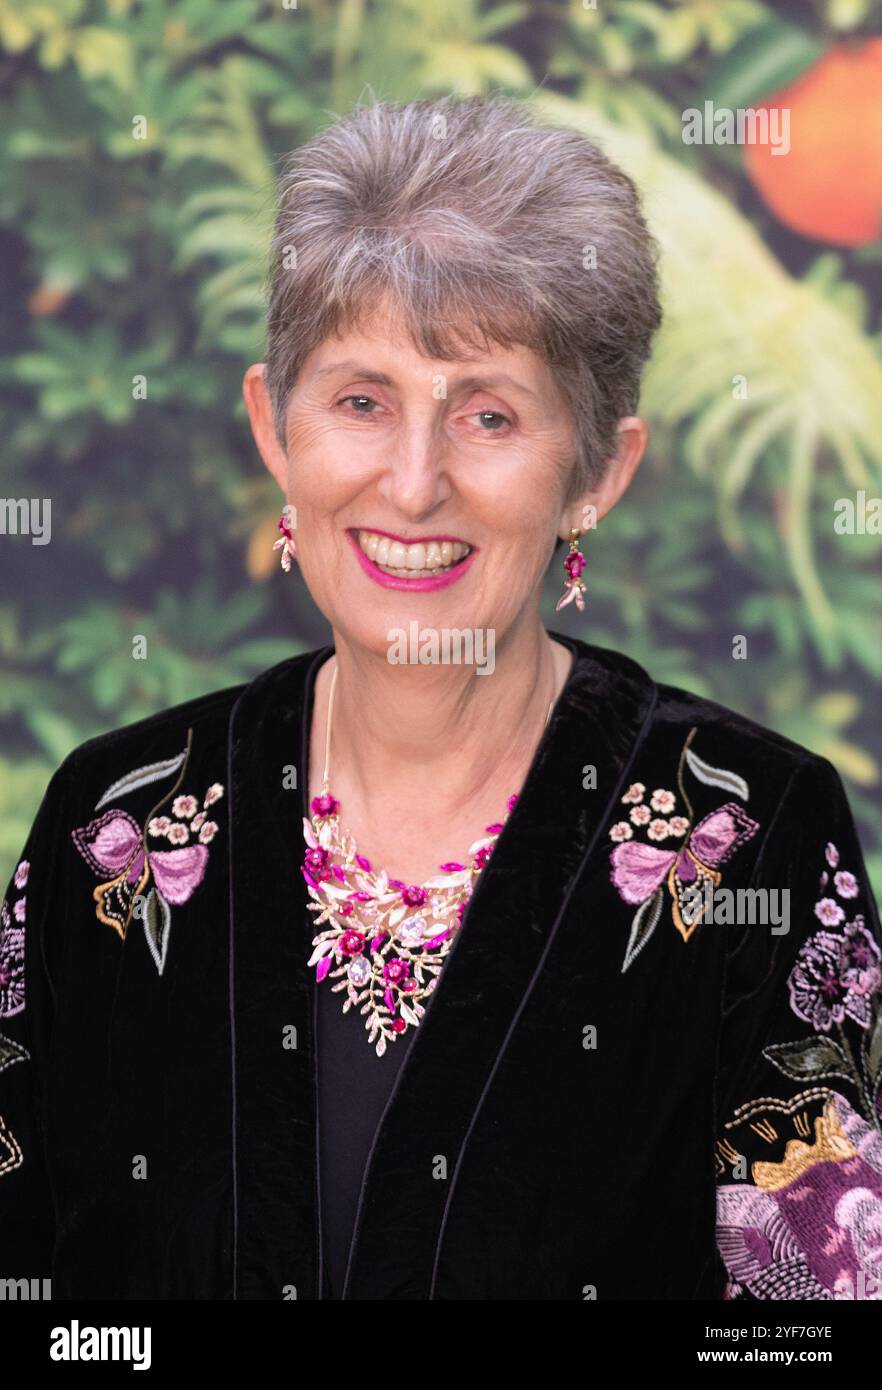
[346,528,476,592]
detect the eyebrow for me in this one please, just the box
[312,360,541,402]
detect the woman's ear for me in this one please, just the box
[243,363,288,493]
[560,415,649,539]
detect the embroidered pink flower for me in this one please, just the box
[382,958,409,985]
[203,783,224,807]
[198,820,218,844]
[815,897,845,927]
[311,793,339,818]
[12,898,26,923]
[669,817,689,837]
[647,819,670,841]
[148,816,172,837]
[788,921,880,1032]
[834,871,859,900]
[630,805,651,826]
[167,822,190,845]
[826,842,840,868]
[840,916,882,998]
[473,845,493,868]
[172,795,199,819]
[650,789,676,814]
[192,811,206,831]
[13,861,29,890]
[609,821,632,842]
[621,783,645,805]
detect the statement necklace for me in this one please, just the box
[303,662,553,1057]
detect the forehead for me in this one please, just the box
[304,304,559,400]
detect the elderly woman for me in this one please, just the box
[2,95,881,1303]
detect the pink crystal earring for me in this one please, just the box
[273,510,297,572]
[554,528,587,612]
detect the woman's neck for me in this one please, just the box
[311,619,574,817]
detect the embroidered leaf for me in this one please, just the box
[94,749,187,811]
[0,1032,29,1074]
[621,886,664,973]
[684,749,749,802]
[400,1003,419,1026]
[763,1037,852,1083]
[376,1035,386,1058]
[143,888,172,976]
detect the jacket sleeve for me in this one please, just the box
[714,755,882,1301]
[0,756,74,1277]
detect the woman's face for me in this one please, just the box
[246,298,642,659]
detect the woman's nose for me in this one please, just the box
[377,426,453,517]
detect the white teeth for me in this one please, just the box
[356,530,471,577]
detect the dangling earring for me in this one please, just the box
[273,510,297,572]
[555,528,587,612]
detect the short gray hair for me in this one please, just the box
[265,94,662,493]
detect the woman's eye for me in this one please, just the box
[337,394,379,415]
[473,410,510,432]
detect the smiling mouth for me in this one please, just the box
[353,528,473,579]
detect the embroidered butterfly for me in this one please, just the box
[70,737,223,974]
[608,732,760,970]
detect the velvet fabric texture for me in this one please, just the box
[1,632,880,1300]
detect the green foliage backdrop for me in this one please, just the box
[1,0,881,893]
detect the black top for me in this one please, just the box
[317,975,415,1298]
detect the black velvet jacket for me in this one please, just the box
[2,633,881,1301]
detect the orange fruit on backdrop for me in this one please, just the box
[743,37,882,247]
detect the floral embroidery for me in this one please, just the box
[0,1032,29,1075]
[607,729,759,970]
[70,731,224,976]
[760,842,882,1131]
[717,1089,882,1299]
[0,863,28,1017]
[717,838,882,1299]
[0,1113,23,1179]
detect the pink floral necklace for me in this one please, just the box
[303,662,553,1057]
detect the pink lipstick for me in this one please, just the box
[346,528,477,592]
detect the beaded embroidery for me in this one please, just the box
[715,837,882,1299]
[304,662,551,1057]
[0,860,27,1018]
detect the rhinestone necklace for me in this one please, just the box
[303,661,554,1057]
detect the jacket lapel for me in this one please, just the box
[341,634,657,1298]
[228,645,329,1300]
